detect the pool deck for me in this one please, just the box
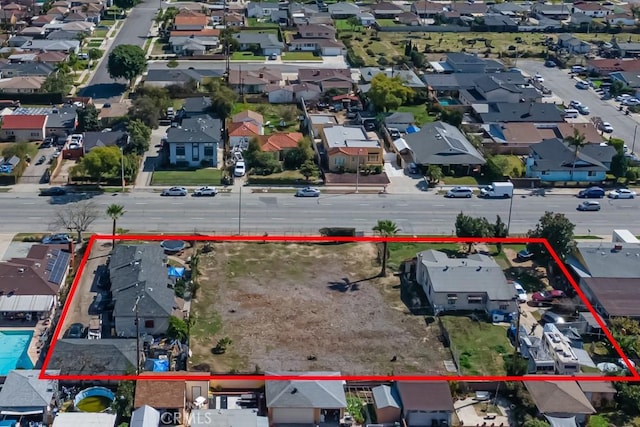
[0,318,53,368]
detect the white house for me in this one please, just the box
[358,12,376,26]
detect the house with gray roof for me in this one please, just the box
[384,112,415,133]
[0,62,54,78]
[20,39,80,53]
[233,31,284,56]
[144,69,224,88]
[169,35,219,56]
[402,121,485,167]
[610,71,640,98]
[394,382,455,427]
[265,372,347,425]
[416,249,517,315]
[109,244,181,337]
[328,1,361,18]
[359,67,425,90]
[48,339,138,375]
[166,115,221,167]
[83,130,129,154]
[459,74,541,104]
[524,138,615,182]
[476,102,565,124]
[557,34,591,55]
[371,385,401,424]
[431,52,506,74]
[569,241,640,279]
[246,2,281,18]
[0,370,59,424]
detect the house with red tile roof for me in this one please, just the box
[586,58,640,76]
[227,121,262,150]
[0,114,47,141]
[259,132,304,160]
[173,12,208,31]
[232,110,264,133]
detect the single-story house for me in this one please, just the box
[580,276,640,320]
[359,67,426,91]
[0,114,47,141]
[144,69,224,88]
[369,2,404,18]
[259,132,304,161]
[459,74,541,105]
[246,2,280,18]
[288,36,346,56]
[358,12,376,26]
[166,115,221,168]
[228,122,261,151]
[173,12,208,31]
[0,370,59,425]
[612,39,640,58]
[321,125,383,172]
[0,62,55,78]
[568,242,640,279]
[577,376,617,409]
[169,35,219,55]
[572,2,611,18]
[371,385,401,424]
[228,68,283,94]
[384,112,415,133]
[0,76,45,93]
[411,1,445,18]
[476,102,565,124]
[610,71,640,98]
[82,130,129,155]
[47,339,138,375]
[586,58,640,76]
[394,381,454,427]
[45,106,78,138]
[328,2,361,18]
[298,68,352,93]
[267,82,322,104]
[20,39,80,53]
[232,110,264,134]
[525,138,616,183]
[557,34,592,55]
[233,31,284,56]
[180,96,213,118]
[265,372,347,425]
[524,380,595,426]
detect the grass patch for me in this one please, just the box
[599,412,640,427]
[441,176,479,185]
[86,39,103,47]
[396,104,435,126]
[247,17,279,28]
[493,154,524,177]
[387,242,462,270]
[152,40,167,56]
[151,168,223,186]
[375,19,398,27]
[574,235,604,239]
[94,29,109,38]
[13,233,46,242]
[231,51,266,60]
[246,170,321,186]
[335,19,362,31]
[282,51,322,61]
[231,102,300,134]
[440,315,512,376]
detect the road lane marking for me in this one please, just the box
[433,204,445,207]
[359,203,370,206]
[135,202,147,205]
[23,202,35,205]
[27,217,41,220]
[312,218,326,221]
[191,218,205,220]
[150,217,162,220]
[353,218,367,221]
[271,217,285,220]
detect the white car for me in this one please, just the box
[609,189,636,199]
[514,282,527,303]
[623,98,640,106]
[234,161,246,177]
[161,186,187,196]
[445,186,473,198]
[42,233,72,244]
[193,186,218,197]
[569,100,582,108]
[295,187,321,197]
[616,94,632,102]
[534,73,544,83]
[599,122,614,133]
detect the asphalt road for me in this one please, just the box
[3,191,635,236]
[517,60,640,153]
[80,2,160,102]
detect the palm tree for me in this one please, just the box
[372,219,400,277]
[565,129,587,182]
[106,204,125,246]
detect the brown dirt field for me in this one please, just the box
[188,242,449,376]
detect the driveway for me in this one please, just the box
[20,146,58,184]
[455,396,512,427]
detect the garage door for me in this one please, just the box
[407,411,436,427]
[272,408,314,424]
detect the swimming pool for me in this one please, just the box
[0,330,34,375]
[438,97,461,106]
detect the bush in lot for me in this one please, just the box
[319,227,356,237]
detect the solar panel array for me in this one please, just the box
[46,249,71,285]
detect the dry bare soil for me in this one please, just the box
[189,242,448,376]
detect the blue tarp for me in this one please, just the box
[152,359,169,372]
[0,421,16,427]
[168,266,185,278]
[406,125,420,134]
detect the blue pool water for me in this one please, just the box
[438,98,460,106]
[0,330,34,375]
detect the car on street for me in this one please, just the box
[295,187,321,197]
[544,60,556,67]
[269,53,277,60]
[67,323,85,338]
[577,105,590,115]
[532,290,565,303]
[445,186,473,198]
[193,186,218,197]
[616,94,632,102]
[42,233,72,244]
[608,189,636,199]
[161,186,187,196]
[578,186,605,198]
[36,155,46,165]
[623,98,640,106]
[534,73,544,82]
[599,122,614,133]
[234,161,246,177]
[577,200,601,211]
[541,311,565,325]
[39,186,67,196]
[514,282,527,303]
[517,249,534,261]
[569,100,581,108]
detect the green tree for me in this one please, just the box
[484,156,508,180]
[129,96,163,128]
[611,152,629,182]
[127,119,151,155]
[347,16,360,30]
[220,28,240,54]
[107,44,147,87]
[204,79,237,118]
[527,211,575,261]
[106,204,125,247]
[76,105,101,132]
[111,380,135,418]
[88,48,102,61]
[455,212,492,252]
[368,73,413,112]
[299,160,319,181]
[522,419,550,427]
[372,219,400,277]
[2,142,36,160]
[244,137,280,174]
[564,129,587,181]
[427,165,443,183]
[493,215,508,251]
[440,108,463,127]
[614,382,640,416]
[167,315,188,342]
[41,71,73,94]
[283,137,313,170]
[608,137,626,154]
[71,146,122,183]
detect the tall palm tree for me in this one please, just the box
[372,219,400,277]
[565,129,587,182]
[106,204,125,246]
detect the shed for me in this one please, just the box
[130,405,161,427]
[371,385,401,424]
[52,412,117,427]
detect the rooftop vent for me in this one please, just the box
[613,244,623,251]
[291,387,298,394]
[18,267,25,273]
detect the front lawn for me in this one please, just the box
[94,29,109,38]
[493,154,524,177]
[440,176,479,185]
[440,315,512,376]
[396,105,435,126]
[246,170,321,186]
[86,39,103,48]
[247,17,279,28]
[151,168,223,186]
[335,19,362,31]
[231,103,300,134]
[282,52,322,61]
[231,52,266,61]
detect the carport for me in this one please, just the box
[0,295,55,320]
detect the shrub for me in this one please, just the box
[319,227,356,237]
[366,48,375,56]
[377,56,388,66]
[627,168,638,182]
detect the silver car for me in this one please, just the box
[295,187,321,197]
[193,186,218,197]
[577,201,601,211]
[161,186,188,196]
[445,186,473,198]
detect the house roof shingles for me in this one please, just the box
[524,381,595,415]
[2,114,47,129]
[395,381,454,412]
[528,138,615,173]
[265,372,347,408]
[582,277,640,317]
[48,339,138,375]
[403,121,485,165]
[0,370,59,410]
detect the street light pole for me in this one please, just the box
[506,193,514,236]
[632,125,638,155]
[238,184,242,235]
[120,146,125,192]
[355,149,362,193]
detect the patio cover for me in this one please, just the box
[392,138,410,152]
[545,416,577,427]
[0,295,54,312]
[0,409,43,415]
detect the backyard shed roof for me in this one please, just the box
[372,385,400,409]
[0,370,59,411]
[394,381,454,412]
[51,412,117,427]
[265,372,347,408]
[524,381,595,415]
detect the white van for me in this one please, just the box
[571,65,586,73]
[575,79,589,89]
[564,109,579,118]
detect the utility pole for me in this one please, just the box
[238,184,242,235]
[120,146,125,192]
[355,148,362,193]
[632,124,638,155]
[506,191,514,235]
[224,0,229,81]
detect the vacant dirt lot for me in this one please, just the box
[189,242,449,376]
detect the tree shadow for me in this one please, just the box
[79,82,127,100]
[399,274,433,316]
[327,275,379,292]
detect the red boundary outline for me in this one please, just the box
[40,234,640,382]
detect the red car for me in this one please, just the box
[531,290,565,303]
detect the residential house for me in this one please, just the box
[173,12,208,31]
[288,36,346,56]
[228,122,261,151]
[321,125,382,172]
[570,12,593,27]
[359,67,426,92]
[431,52,505,74]
[572,2,611,18]
[31,15,60,27]
[383,112,414,133]
[170,35,219,55]
[581,276,640,320]
[265,371,347,425]
[233,31,284,56]
[246,2,280,18]
[7,35,34,48]
[228,67,282,94]
[489,2,528,17]
[0,244,70,319]
[43,21,95,33]
[190,409,268,427]
[232,110,264,134]
[0,76,45,93]
[0,114,47,141]
[610,71,640,98]
[36,51,69,64]
[612,37,640,57]
[483,14,519,32]
[44,105,78,138]
[225,12,246,27]
[531,3,571,20]
[82,130,129,155]
[524,138,616,182]
[7,53,39,63]
[298,68,352,93]
[524,381,595,425]
[20,39,80,53]
[369,2,405,19]
[411,1,444,18]
[52,413,117,427]
[402,121,485,168]
[327,2,361,18]
[48,339,138,375]
[605,12,636,26]
[144,68,224,88]
[358,12,375,26]
[259,132,304,161]
[424,70,527,94]
[371,385,401,424]
[415,249,517,314]
[270,9,290,26]
[394,381,454,427]
[18,27,47,38]
[459,74,541,105]
[557,34,591,55]
[64,11,90,22]
[0,62,54,78]
[267,82,322,104]
[109,244,183,337]
[476,102,565,124]
[569,241,640,279]
[296,23,336,39]
[167,115,221,167]
[180,96,212,118]
[305,113,338,138]
[586,58,640,76]
[0,370,59,425]
[447,2,488,17]
[47,29,83,40]
[396,12,421,26]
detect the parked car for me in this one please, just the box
[517,249,534,261]
[364,122,376,131]
[541,311,565,325]
[36,155,46,165]
[269,53,278,60]
[577,105,590,115]
[616,94,632,102]
[234,161,246,177]
[623,98,640,106]
[532,290,566,303]
[445,186,473,198]
[388,128,401,139]
[599,122,614,133]
[514,282,527,303]
[544,60,556,67]
[569,100,582,108]
[193,186,218,197]
[295,187,321,197]
[407,163,419,175]
[39,186,67,196]
[534,73,544,82]
[42,233,72,244]
[67,323,85,338]
[161,186,187,196]
[578,200,601,211]
[578,186,605,198]
[608,189,636,199]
